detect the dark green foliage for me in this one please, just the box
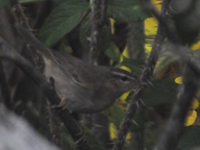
[61,121,104,150]
[107,103,125,128]
[120,57,144,75]
[39,0,89,46]
[99,26,113,52]
[61,128,75,149]
[143,77,178,106]
[84,127,105,150]
[107,0,149,22]
[39,0,149,47]
[177,126,200,150]
[105,42,121,62]
[129,111,146,132]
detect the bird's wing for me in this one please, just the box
[51,50,89,87]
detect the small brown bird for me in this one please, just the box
[17,25,142,113]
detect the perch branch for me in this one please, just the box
[90,0,108,65]
[153,53,198,150]
[142,0,181,44]
[139,1,200,150]
[113,0,171,149]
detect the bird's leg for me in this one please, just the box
[51,97,67,111]
[58,97,67,110]
[49,77,67,110]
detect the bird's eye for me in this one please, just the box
[120,76,128,81]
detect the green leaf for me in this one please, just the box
[84,127,104,150]
[61,128,74,149]
[120,57,144,75]
[177,126,200,150]
[129,111,145,132]
[105,42,121,62]
[61,125,104,150]
[39,0,89,46]
[108,0,149,22]
[143,77,178,106]
[107,103,125,128]
[100,26,112,52]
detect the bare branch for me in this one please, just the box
[142,0,181,44]
[139,1,200,150]
[113,0,171,149]
[90,0,108,65]
[153,54,198,150]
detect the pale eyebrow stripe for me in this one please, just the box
[110,71,136,80]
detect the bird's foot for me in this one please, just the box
[60,97,67,109]
[52,97,67,110]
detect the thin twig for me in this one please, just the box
[8,0,30,30]
[142,0,181,44]
[100,0,108,27]
[8,0,40,69]
[113,0,171,149]
[47,101,61,147]
[153,55,198,150]
[141,1,200,150]
[90,0,108,65]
